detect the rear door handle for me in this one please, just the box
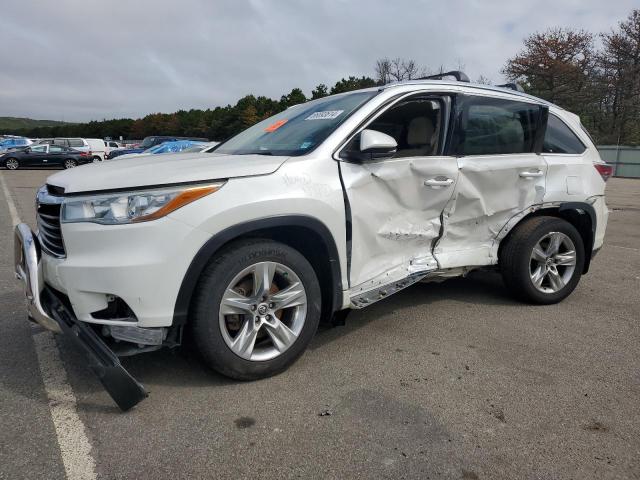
[424,177,454,187]
[519,170,543,178]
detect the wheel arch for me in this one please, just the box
[173,215,343,326]
[498,202,596,274]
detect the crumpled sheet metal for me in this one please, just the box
[435,156,547,267]
[343,159,448,290]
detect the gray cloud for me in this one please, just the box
[0,0,635,121]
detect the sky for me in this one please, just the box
[0,0,636,122]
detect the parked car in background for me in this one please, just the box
[113,140,207,160]
[138,135,209,150]
[106,137,209,159]
[0,137,32,152]
[181,141,220,153]
[1,143,92,169]
[106,146,146,159]
[104,140,125,158]
[39,138,107,161]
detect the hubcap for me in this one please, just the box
[219,261,307,361]
[65,160,76,168]
[6,159,18,170]
[529,232,577,293]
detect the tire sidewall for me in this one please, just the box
[516,218,585,304]
[192,240,322,380]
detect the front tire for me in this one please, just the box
[190,239,321,380]
[4,158,19,170]
[500,216,585,304]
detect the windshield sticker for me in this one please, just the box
[264,119,288,132]
[300,141,313,149]
[305,110,344,121]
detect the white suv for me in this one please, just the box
[44,138,107,161]
[15,74,610,409]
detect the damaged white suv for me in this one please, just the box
[15,72,610,409]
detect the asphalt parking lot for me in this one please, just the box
[1,169,639,480]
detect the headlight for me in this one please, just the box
[61,182,225,224]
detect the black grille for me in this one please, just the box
[37,203,65,257]
[46,184,66,195]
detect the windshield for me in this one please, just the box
[144,142,170,154]
[140,137,162,149]
[216,91,377,156]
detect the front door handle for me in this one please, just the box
[424,177,454,187]
[519,170,543,178]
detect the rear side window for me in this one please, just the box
[53,139,68,146]
[68,138,84,147]
[543,115,586,154]
[453,97,541,156]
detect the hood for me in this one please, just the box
[47,152,289,194]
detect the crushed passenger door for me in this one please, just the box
[337,95,458,307]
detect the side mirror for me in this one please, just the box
[340,129,397,162]
[360,129,397,154]
[24,147,31,153]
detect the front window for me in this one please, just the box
[366,97,444,157]
[216,91,377,157]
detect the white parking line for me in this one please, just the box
[0,171,97,480]
[32,330,97,480]
[0,170,20,226]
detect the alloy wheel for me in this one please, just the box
[5,158,18,170]
[64,159,77,169]
[529,232,577,293]
[218,261,307,361]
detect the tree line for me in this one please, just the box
[9,8,639,146]
[503,9,640,146]
[11,77,377,142]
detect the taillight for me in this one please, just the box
[594,163,613,182]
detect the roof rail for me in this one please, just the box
[496,82,524,92]
[418,71,470,83]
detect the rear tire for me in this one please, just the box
[4,158,19,170]
[500,216,585,304]
[190,239,321,380]
[64,159,77,169]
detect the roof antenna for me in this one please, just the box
[418,71,470,82]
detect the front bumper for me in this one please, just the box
[14,223,62,333]
[14,224,148,411]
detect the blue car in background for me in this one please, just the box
[108,140,206,160]
[0,137,32,152]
